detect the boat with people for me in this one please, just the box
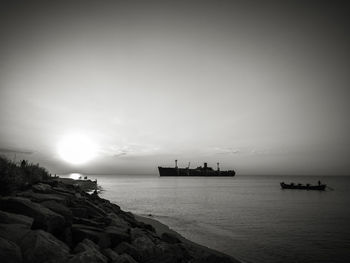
[280,181,326,191]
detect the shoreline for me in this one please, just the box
[0,177,241,263]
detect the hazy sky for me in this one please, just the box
[1,1,349,175]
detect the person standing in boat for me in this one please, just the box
[318,180,321,185]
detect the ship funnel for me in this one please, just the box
[175,160,178,168]
[204,162,208,169]
[217,162,220,171]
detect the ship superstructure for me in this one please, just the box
[158,160,235,177]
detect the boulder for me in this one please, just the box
[0,197,65,235]
[107,213,130,229]
[132,235,159,261]
[17,190,67,204]
[73,217,105,228]
[0,236,22,263]
[19,230,70,263]
[0,223,31,244]
[73,238,100,254]
[113,253,138,263]
[0,210,33,228]
[103,248,120,261]
[191,254,236,263]
[105,225,131,247]
[70,239,107,263]
[154,242,192,263]
[71,224,110,248]
[114,242,141,262]
[161,232,181,244]
[68,251,108,263]
[32,183,52,193]
[41,200,73,224]
[71,208,88,218]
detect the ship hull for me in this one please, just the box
[158,167,235,177]
[280,182,326,191]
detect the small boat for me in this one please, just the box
[280,182,326,191]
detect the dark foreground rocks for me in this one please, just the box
[0,180,240,263]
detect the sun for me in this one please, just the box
[58,134,97,164]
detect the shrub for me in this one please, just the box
[0,156,50,195]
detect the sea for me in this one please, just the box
[91,174,350,263]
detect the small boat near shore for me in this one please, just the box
[280,182,326,191]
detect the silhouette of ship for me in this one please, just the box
[158,160,235,177]
[280,182,326,191]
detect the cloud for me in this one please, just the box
[0,148,33,155]
[101,143,160,158]
[214,147,241,155]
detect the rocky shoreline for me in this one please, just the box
[0,177,240,263]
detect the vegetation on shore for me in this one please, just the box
[0,156,50,195]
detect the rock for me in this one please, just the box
[113,254,138,263]
[0,197,65,235]
[191,254,236,263]
[132,235,159,261]
[105,225,131,247]
[73,238,100,254]
[41,200,73,224]
[68,251,108,263]
[17,190,67,204]
[161,232,181,244]
[71,224,110,248]
[70,239,107,263]
[0,224,31,244]
[107,213,130,229]
[71,208,88,218]
[19,230,70,263]
[114,242,141,262]
[0,236,22,263]
[0,210,33,228]
[102,248,120,261]
[73,217,106,228]
[154,242,192,263]
[32,183,52,193]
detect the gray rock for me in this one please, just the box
[0,197,65,235]
[103,248,120,261]
[0,210,33,228]
[107,213,130,229]
[70,239,107,263]
[72,217,105,228]
[0,236,22,263]
[68,251,108,263]
[105,225,131,247]
[41,200,73,223]
[73,238,100,254]
[161,232,181,244]
[71,224,110,248]
[132,235,160,261]
[32,183,52,193]
[19,230,70,263]
[71,208,88,218]
[113,253,138,263]
[17,190,67,204]
[114,242,141,262]
[0,223,31,244]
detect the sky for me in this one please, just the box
[1,1,350,175]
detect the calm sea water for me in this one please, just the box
[94,175,350,263]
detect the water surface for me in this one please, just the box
[96,175,350,263]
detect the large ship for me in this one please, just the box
[158,160,235,177]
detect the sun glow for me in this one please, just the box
[58,134,97,164]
